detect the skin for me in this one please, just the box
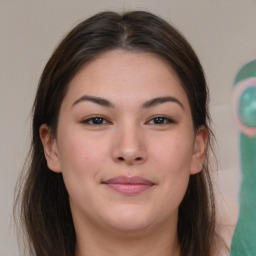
[40,50,208,256]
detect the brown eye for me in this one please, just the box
[147,116,175,125]
[82,116,111,125]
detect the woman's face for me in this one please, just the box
[41,49,207,235]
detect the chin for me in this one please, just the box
[102,205,165,233]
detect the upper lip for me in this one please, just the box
[103,175,155,185]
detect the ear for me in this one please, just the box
[190,126,208,175]
[39,124,61,173]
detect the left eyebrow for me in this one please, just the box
[142,96,184,110]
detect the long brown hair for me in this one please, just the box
[15,11,219,256]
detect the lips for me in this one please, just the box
[102,176,155,195]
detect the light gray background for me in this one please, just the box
[1,1,255,255]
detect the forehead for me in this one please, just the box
[64,49,190,109]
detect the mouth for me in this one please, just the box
[102,176,155,195]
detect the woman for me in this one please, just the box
[15,11,223,256]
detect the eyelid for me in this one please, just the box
[81,115,112,125]
[145,115,176,125]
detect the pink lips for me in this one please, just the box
[103,176,154,195]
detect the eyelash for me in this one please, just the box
[146,116,175,125]
[81,115,175,126]
[81,116,112,125]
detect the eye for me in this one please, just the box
[82,116,112,125]
[146,116,175,125]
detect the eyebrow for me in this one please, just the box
[72,95,184,110]
[142,96,184,110]
[72,95,115,108]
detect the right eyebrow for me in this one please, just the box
[71,95,115,108]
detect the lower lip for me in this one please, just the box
[105,183,153,195]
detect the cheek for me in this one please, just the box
[59,130,109,168]
[149,133,193,200]
[57,131,110,194]
[150,133,194,174]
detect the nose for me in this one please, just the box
[112,124,148,165]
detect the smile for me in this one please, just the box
[102,176,155,195]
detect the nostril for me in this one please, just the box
[117,156,143,162]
